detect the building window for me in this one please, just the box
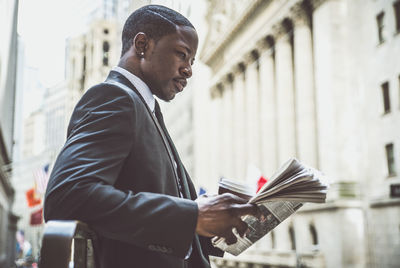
[377,12,385,43]
[82,55,86,73]
[394,1,400,33]
[382,82,391,114]
[103,41,110,66]
[386,143,396,176]
[309,223,318,245]
[270,230,275,249]
[0,205,4,253]
[289,225,296,250]
[103,28,109,34]
[81,55,86,91]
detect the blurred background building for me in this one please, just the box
[3,0,399,267]
[9,0,122,259]
[193,0,400,267]
[0,0,19,266]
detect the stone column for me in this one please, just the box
[219,83,229,177]
[216,86,224,179]
[232,64,247,179]
[225,74,235,178]
[257,38,278,176]
[244,51,261,171]
[273,21,297,166]
[220,77,234,178]
[291,3,318,167]
[210,86,223,180]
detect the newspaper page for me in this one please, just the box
[212,200,303,255]
[212,157,328,256]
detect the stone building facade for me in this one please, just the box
[66,19,120,109]
[12,87,67,257]
[9,2,121,258]
[0,0,19,266]
[194,0,400,267]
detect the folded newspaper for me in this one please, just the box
[212,157,329,256]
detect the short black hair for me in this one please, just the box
[121,5,195,56]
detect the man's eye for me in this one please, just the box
[177,51,186,59]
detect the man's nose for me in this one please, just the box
[180,65,192,78]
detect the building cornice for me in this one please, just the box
[200,0,271,67]
[369,198,400,208]
[201,0,328,69]
[298,200,363,213]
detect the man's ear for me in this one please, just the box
[133,32,149,57]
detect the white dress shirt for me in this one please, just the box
[112,66,155,113]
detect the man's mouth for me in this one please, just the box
[173,78,187,92]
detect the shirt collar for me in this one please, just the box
[112,66,155,112]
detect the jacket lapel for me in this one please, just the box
[154,101,192,200]
[106,72,191,199]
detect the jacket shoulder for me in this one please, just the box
[83,81,142,105]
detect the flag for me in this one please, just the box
[198,187,207,196]
[245,163,268,193]
[26,188,41,207]
[257,176,268,193]
[30,208,43,225]
[33,164,50,194]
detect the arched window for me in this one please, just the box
[103,41,110,66]
[309,223,318,245]
[289,225,296,250]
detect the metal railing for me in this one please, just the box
[39,221,97,268]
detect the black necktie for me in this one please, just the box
[154,101,191,199]
[154,101,194,259]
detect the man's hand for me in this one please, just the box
[195,193,259,245]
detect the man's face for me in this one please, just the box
[140,25,198,101]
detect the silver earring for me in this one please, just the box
[140,52,144,56]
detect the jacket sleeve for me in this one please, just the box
[43,83,198,258]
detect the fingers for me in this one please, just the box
[223,219,248,245]
[234,203,260,217]
[220,193,248,204]
[224,230,238,245]
[219,194,259,217]
[222,217,249,245]
[195,193,260,239]
[234,219,249,237]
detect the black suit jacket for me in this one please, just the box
[44,71,222,268]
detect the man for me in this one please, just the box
[44,5,258,268]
